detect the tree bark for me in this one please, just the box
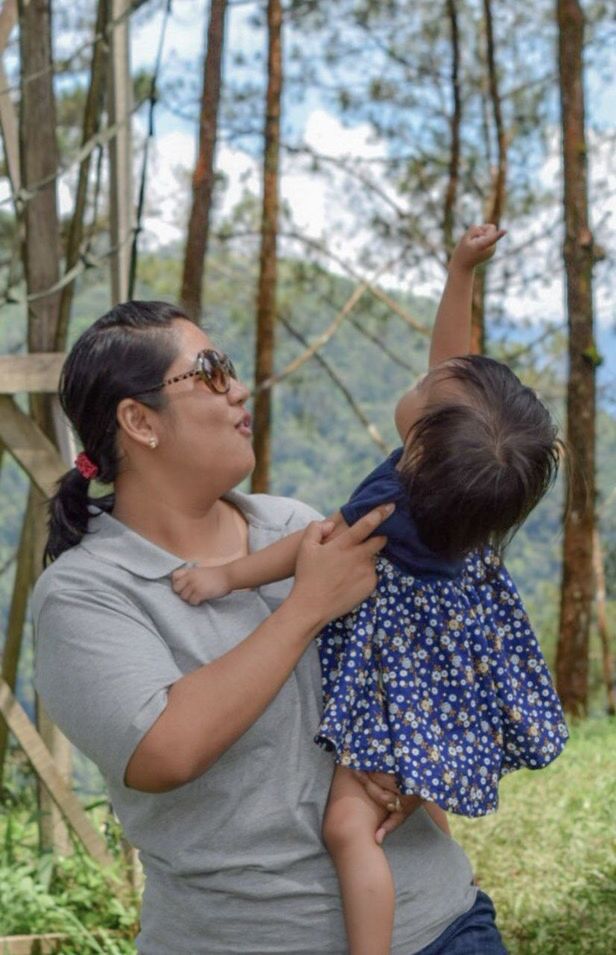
[251,0,282,493]
[179,0,228,322]
[555,0,596,717]
[107,0,133,305]
[17,0,71,854]
[483,0,506,229]
[55,0,108,351]
[593,529,616,716]
[443,0,461,258]
[470,0,506,355]
[18,0,61,355]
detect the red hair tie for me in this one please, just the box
[74,451,99,481]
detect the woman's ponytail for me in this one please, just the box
[44,468,93,564]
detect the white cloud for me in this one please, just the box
[140,109,391,270]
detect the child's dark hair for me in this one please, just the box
[400,355,561,560]
[45,300,189,564]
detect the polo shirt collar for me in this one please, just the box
[80,489,286,580]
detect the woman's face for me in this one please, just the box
[154,319,255,492]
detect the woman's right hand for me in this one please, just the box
[289,503,394,629]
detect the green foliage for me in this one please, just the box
[0,777,139,951]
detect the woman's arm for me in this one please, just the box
[126,504,391,792]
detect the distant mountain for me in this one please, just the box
[1,253,614,686]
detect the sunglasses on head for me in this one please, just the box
[134,349,238,397]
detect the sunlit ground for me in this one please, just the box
[451,718,616,955]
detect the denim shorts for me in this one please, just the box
[414,890,509,955]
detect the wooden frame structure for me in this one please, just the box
[0,356,119,875]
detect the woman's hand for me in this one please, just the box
[289,503,394,630]
[353,770,423,844]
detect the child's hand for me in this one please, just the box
[451,223,506,271]
[171,564,232,606]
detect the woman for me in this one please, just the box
[34,300,506,954]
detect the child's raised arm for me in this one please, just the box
[429,223,505,368]
[394,224,504,442]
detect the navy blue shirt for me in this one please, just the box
[340,448,464,580]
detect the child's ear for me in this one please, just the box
[395,389,422,443]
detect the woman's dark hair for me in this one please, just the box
[400,355,562,560]
[45,301,189,564]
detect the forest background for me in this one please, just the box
[0,0,614,953]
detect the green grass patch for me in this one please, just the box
[0,779,139,953]
[451,717,616,955]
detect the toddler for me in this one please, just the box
[172,224,568,955]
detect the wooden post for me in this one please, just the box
[0,677,122,873]
[0,491,34,789]
[0,359,67,784]
[107,0,134,305]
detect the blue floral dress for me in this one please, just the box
[315,448,569,817]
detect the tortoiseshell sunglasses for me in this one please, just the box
[135,350,238,396]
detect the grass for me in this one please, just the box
[451,717,616,955]
[1,719,614,953]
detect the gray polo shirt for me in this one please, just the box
[33,490,476,955]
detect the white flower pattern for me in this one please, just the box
[316,550,569,817]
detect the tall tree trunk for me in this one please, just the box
[471,0,506,355]
[483,0,506,228]
[443,0,461,259]
[593,529,616,715]
[17,0,71,854]
[179,0,228,322]
[251,0,282,493]
[55,0,108,351]
[107,0,133,304]
[555,0,596,717]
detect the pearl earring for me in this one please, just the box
[149,437,158,449]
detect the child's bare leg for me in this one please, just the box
[322,765,395,955]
